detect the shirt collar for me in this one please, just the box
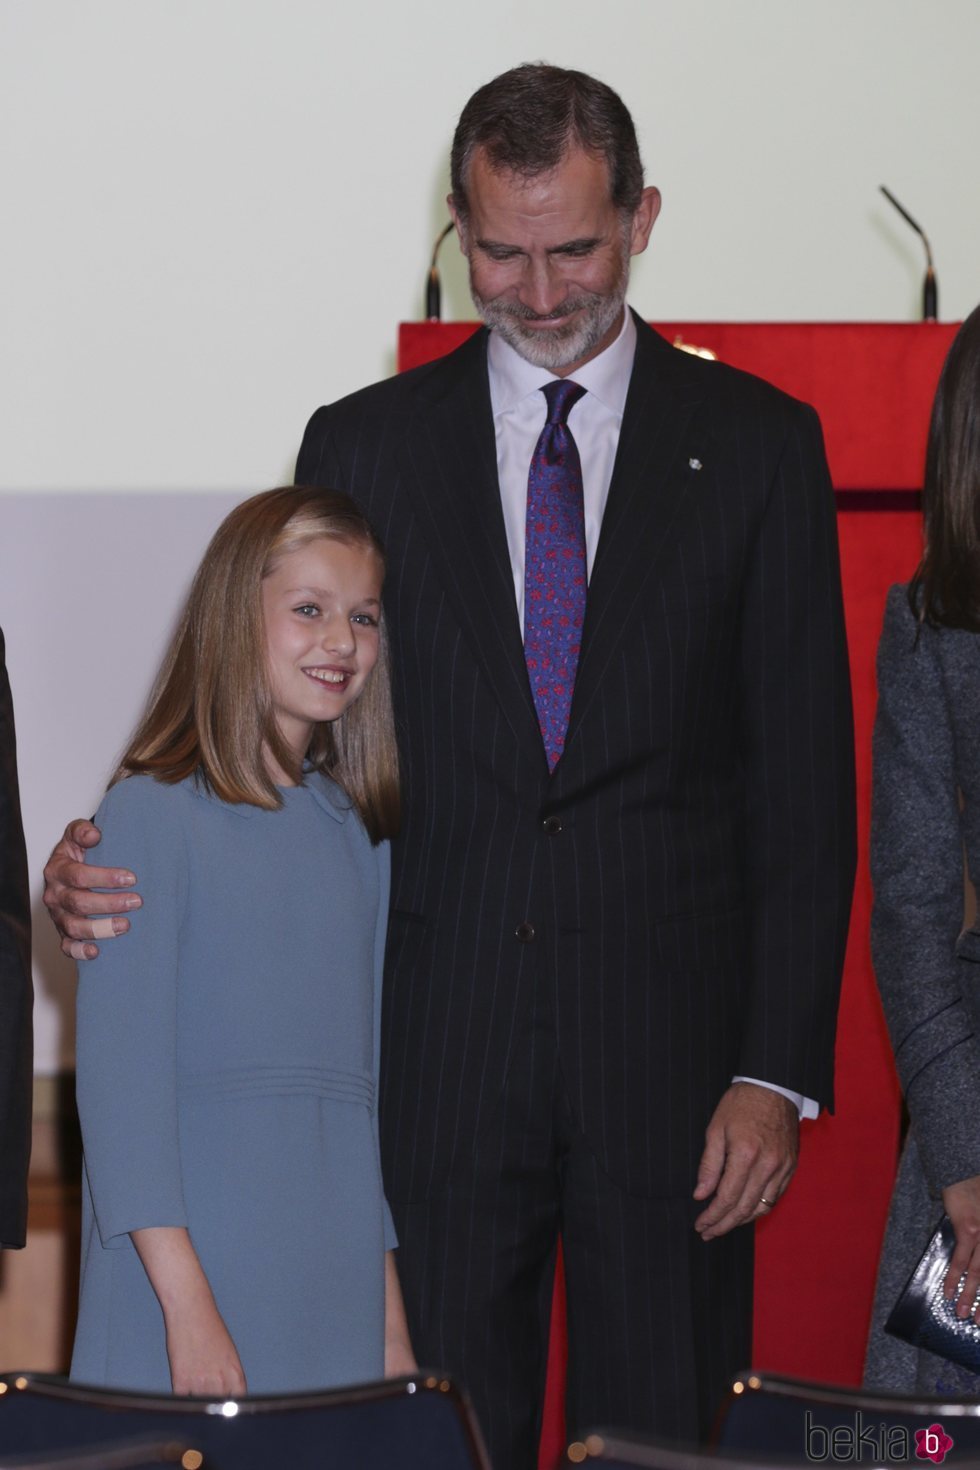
[487,305,636,419]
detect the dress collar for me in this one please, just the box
[185,766,349,822]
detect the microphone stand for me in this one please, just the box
[880,186,938,321]
[425,222,455,320]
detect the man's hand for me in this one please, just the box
[693,1082,798,1240]
[42,819,139,961]
[942,1175,980,1318]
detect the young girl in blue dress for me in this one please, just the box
[71,486,416,1395]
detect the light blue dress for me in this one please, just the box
[70,771,395,1393]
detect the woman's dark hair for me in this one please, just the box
[909,304,980,629]
[450,62,644,219]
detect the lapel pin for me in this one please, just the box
[688,457,703,471]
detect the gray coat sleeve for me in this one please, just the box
[870,584,980,1194]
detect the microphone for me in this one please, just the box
[425,222,455,321]
[879,185,938,321]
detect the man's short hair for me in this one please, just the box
[450,62,644,220]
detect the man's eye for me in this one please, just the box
[484,248,521,262]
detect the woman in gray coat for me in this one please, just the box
[866,304,980,1393]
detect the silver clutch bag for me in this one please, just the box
[885,1214,980,1372]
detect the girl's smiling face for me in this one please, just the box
[262,536,383,778]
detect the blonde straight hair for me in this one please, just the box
[115,486,400,844]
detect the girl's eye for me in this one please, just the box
[294,603,319,617]
[352,613,378,627]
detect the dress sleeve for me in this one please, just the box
[871,584,980,1193]
[76,777,190,1247]
[371,839,397,1251]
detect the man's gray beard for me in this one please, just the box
[471,274,629,371]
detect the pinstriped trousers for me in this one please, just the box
[389,983,754,1470]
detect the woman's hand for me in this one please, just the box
[942,1175,980,1317]
[164,1297,248,1397]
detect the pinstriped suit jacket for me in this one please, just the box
[0,628,32,1247]
[296,315,856,1201]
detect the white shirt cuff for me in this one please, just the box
[732,1076,819,1120]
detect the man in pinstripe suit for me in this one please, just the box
[1,629,32,1251]
[45,63,855,1469]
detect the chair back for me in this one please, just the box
[0,1372,489,1470]
[0,1435,203,1470]
[716,1371,980,1459]
[565,1428,797,1467]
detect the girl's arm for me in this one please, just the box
[77,779,189,1245]
[77,780,244,1391]
[383,1250,417,1378]
[371,848,415,1375]
[132,1227,247,1395]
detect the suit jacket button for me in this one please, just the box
[542,816,562,835]
[515,921,536,943]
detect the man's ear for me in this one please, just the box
[629,186,662,258]
[447,194,468,253]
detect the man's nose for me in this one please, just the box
[520,256,566,316]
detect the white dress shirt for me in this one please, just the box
[488,305,635,634]
[486,306,817,1122]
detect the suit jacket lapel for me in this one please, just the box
[399,330,544,761]
[564,317,707,751]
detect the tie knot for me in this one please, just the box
[542,378,586,426]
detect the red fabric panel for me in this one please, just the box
[398,322,956,489]
[540,1249,568,1467]
[395,323,950,1467]
[750,508,921,1383]
[398,321,481,372]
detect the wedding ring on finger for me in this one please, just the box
[759,1195,776,1210]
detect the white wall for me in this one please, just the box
[3,0,979,492]
[2,0,978,1068]
[1,494,242,1070]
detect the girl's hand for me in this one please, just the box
[130,1228,248,1396]
[942,1175,980,1317]
[383,1249,418,1378]
[384,1333,419,1379]
[164,1298,248,1396]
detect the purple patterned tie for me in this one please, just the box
[524,378,588,771]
